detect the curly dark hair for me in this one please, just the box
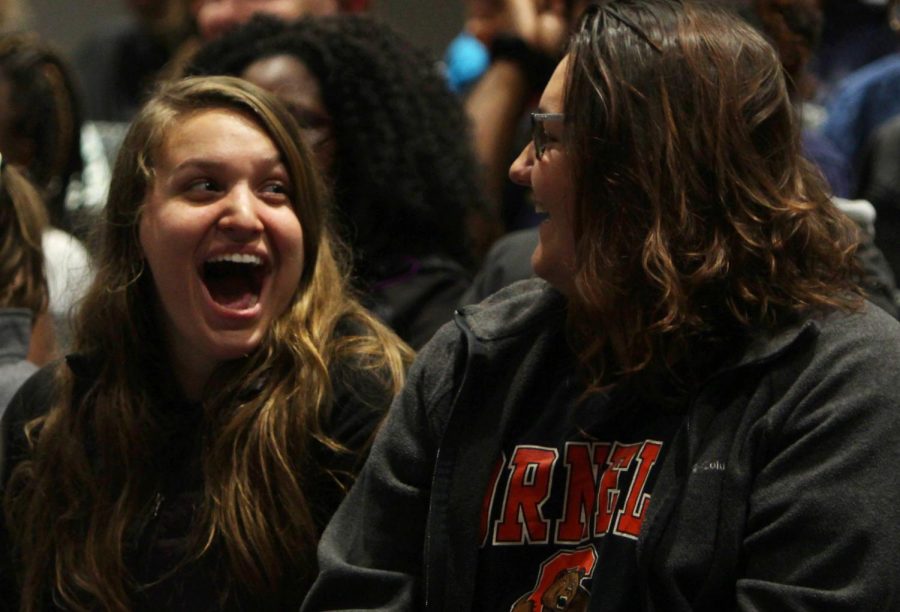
[0,32,83,231]
[188,14,486,282]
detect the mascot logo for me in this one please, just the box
[510,547,598,611]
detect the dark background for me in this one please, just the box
[25,0,464,62]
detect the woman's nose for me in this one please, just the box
[509,142,534,187]
[218,187,264,241]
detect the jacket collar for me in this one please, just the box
[457,278,822,376]
[456,278,566,342]
[729,317,821,373]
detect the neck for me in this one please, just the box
[168,345,216,403]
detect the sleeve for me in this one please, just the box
[0,364,60,608]
[822,82,868,167]
[301,324,465,611]
[735,309,900,610]
[306,352,402,533]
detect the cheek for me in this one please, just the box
[269,207,306,278]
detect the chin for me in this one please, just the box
[208,332,267,363]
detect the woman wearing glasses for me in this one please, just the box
[302,1,900,610]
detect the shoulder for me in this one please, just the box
[461,228,539,304]
[1,354,98,445]
[808,303,900,362]
[456,277,566,342]
[731,305,900,435]
[1,361,65,484]
[828,53,900,106]
[4,362,62,423]
[416,277,567,382]
[0,361,37,417]
[326,316,403,441]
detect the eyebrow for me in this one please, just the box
[170,155,286,174]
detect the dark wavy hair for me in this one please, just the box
[563,0,863,392]
[0,32,83,231]
[187,14,486,281]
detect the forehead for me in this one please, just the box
[242,54,324,109]
[154,107,279,164]
[539,56,570,113]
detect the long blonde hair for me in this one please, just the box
[5,76,411,611]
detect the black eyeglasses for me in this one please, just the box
[531,112,565,160]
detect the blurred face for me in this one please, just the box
[464,0,505,43]
[0,73,32,169]
[139,108,304,399]
[509,56,577,295]
[242,54,336,175]
[193,0,339,40]
[755,0,821,79]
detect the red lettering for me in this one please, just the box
[494,446,558,544]
[555,443,608,543]
[593,443,640,536]
[614,440,663,538]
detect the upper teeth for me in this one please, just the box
[207,253,263,265]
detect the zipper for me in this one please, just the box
[127,491,165,553]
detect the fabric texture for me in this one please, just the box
[0,322,393,610]
[367,255,471,350]
[41,228,93,352]
[823,52,900,177]
[303,278,900,611]
[858,113,900,278]
[0,309,35,417]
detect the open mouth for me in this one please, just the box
[202,253,266,311]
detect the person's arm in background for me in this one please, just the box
[464,0,569,228]
[26,311,57,366]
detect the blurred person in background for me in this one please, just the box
[189,15,487,348]
[75,0,196,123]
[191,0,370,41]
[0,32,93,356]
[461,0,591,231]
[0,0,27,32]
[821,0,900,180]
[0,160,52,413]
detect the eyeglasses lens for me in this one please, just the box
[532,115,546,160]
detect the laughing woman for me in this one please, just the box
[301,1,900,610]
[0,76,410,611]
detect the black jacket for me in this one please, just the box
[0,343,394,611]
[303,279,900,611]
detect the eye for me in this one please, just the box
[185,178,220,193]
[259,180,292,203]
[542,127,561,144]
